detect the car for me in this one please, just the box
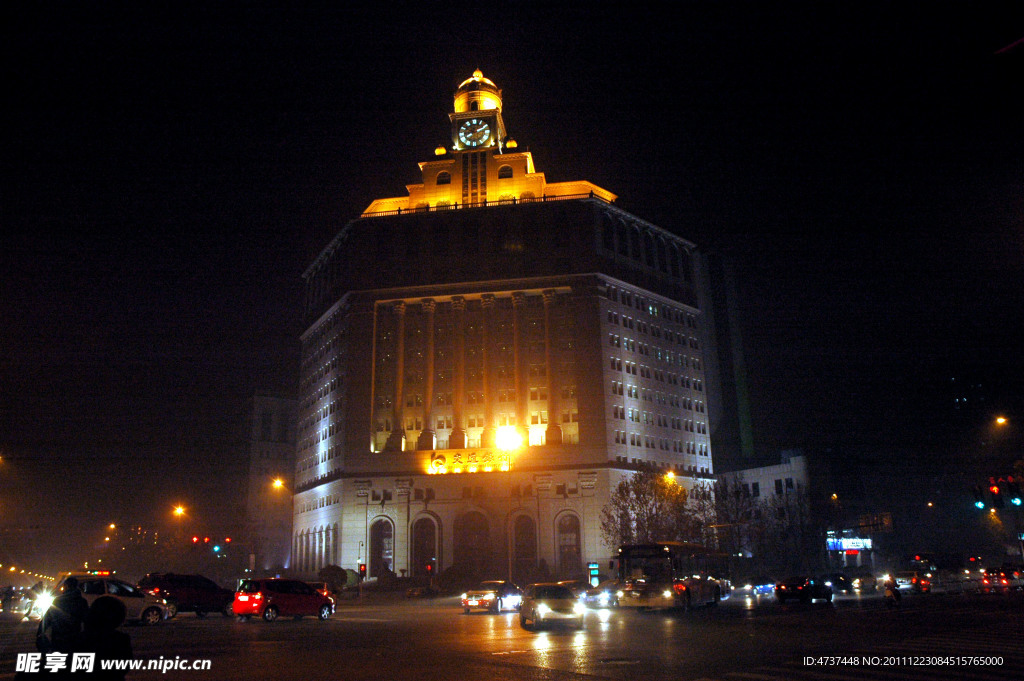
[851,571,878,592]
[519,583,585,629]
[582,579,620,608]
[556,579,591,598]
[137,573,234,618]
[981,566,1022,593]
[461,580,522,613]
[822,573,853,593]
[774,576,832,603]
[232,578,334,622]
[405,585,439,599]
[57,574,168,625]
[306,581,332,598]
[894,570,931,594]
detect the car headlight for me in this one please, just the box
[597,592,609,605]
[662,590,672,599]
[460,593,467,600]
[35,594,55,613]
[574,602,586,615]
[537,603,551,616]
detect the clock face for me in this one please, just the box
[458,118,491,147]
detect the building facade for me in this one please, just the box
[245,394,296,573]
[292,71,717,583]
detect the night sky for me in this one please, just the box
[3,3,1022,573]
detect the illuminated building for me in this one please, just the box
[292,71,716,581]
[245,394,296,572]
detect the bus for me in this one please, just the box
[613,542,725,610]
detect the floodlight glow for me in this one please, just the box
[495,426,523,452]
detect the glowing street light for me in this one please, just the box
[173,505,186,518]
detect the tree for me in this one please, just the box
[600,469,694,548]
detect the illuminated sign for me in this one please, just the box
[826,537,872,551]
[428,449,511,474]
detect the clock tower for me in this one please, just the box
[450,69,506,151]
[360,70,615,215]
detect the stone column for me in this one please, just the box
[542,290,562,445]
[385,301,407,452]
[417,299,437,450]
[449,296,467,449]
[480,294,496,448]
[511,292,528,443]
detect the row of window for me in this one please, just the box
[605,286,699,327]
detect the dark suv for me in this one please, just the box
[138,573,234,618]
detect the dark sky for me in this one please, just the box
[2,3,1023,572]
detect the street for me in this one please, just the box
[2,590,1022,681]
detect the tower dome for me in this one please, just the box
[453,69,502,113]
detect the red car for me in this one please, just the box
[232,578,334,622]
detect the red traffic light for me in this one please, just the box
[203,537,210,543]
[989,485,1000,495]
[358,563,366,575]
[191,536,199,544]
[224,537,232,543]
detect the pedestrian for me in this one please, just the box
[80,595,133,680]
[36,577,89,654]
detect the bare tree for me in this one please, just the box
[600,469,693,548]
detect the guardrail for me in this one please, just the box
[361,191,611,218]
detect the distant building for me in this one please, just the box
[292,71,719,582]
[700,252,756,472]
[245,394,296,573]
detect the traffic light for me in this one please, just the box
[1007,480,1022,507]
[989,484,1005,509]
[425,561,433,575]
[358,563,366,580]
[973,485,986,509]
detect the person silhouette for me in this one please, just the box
[37,577,89,654]
[80,595,133,680]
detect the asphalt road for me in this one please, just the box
[2,590,1022,681]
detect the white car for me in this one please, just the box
[56,575,167,625]
[519,583,585,629]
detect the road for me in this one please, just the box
[2,590,1022,680]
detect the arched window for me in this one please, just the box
[436,171,451,186]
[513,515,537,583]
[411,517,438,577]
[556,513,582,578]
[629,227,641,261]
[601,214,615,252]
[616,221,629,257]
[498,165,513,179]
[369,518,395,578]
[454,512,490,575]
[644,232,656,268]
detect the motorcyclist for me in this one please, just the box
[883,575,901,607]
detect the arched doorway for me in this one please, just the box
[512,515,537,583]
[411,517,438,577]
[556,513,582,578]
[369,518,395,578]
[454,512,490,575]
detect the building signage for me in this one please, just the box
[428,449,511,474]
[826,537,872,551]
